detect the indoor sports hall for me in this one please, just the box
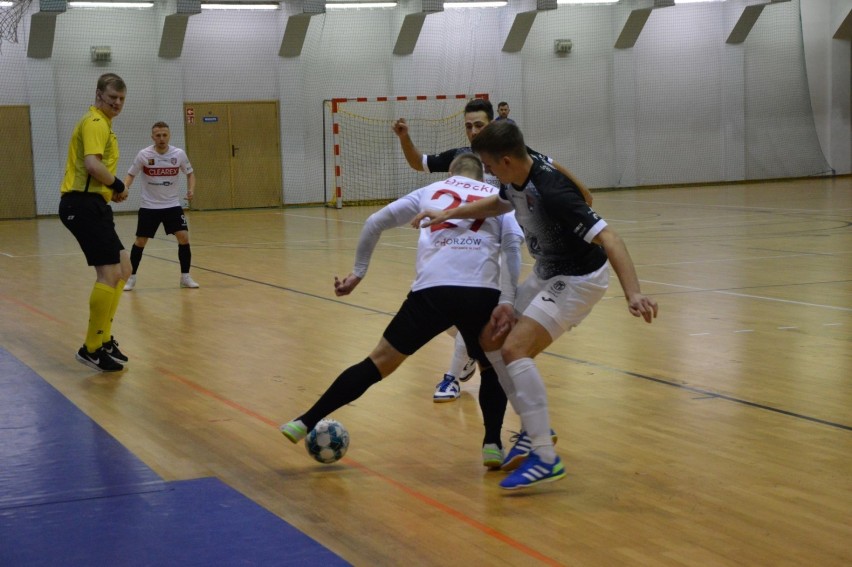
[1,1,850,565]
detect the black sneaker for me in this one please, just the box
[76,346,124,372]
[102,336,128,363]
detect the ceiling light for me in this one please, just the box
[69,1,154,7]
[325,2,397,8]
[201,2,279,9]
[0,1,15,6]
[556,0,618,4]
[444,1,507,7]
[674,0,725,3]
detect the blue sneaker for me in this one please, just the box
[501,429,558,472]
[500,452,566,490]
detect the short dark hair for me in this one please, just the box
[497,102,508,108]
[152,121,170,130]
[97,73,126,93]
[449,153,484,181]
[471,121,527,159]
[464,98,493,121]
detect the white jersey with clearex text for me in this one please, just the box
[352,175,522,293]
[127,145,193,209]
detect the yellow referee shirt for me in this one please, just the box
[60,106,119,202]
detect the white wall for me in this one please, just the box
[0,0,847,215]
[802,0,852,174]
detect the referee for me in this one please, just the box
[59,73,131,372]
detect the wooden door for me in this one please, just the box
[183,103,232,210]
[0,106,36,219]
[230,102,282,209]
[183,101,283,210]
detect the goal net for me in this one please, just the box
[325,94,486,208]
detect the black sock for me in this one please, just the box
[178,243,191,273]
[479,366,507,447]
[299,358,382,430]
[130,244,144,273]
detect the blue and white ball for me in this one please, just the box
[305,419,350,464]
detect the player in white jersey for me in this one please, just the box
[393,98,594,402]
[123,122,199,291]
[280,154,524,470]
[415,121,659,489]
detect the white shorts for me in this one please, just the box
[514,263,610,340]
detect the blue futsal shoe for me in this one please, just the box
[500,452,566,490]
[501,429,558,471]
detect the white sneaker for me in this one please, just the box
[123,275,136,291]
[180,274,200,288]
[433,374,460,402]
[459,357,477,382]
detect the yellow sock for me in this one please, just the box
[85,282,115,353]
[102,279,125,345]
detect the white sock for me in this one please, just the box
[446,332,468,377]
[505,358,556,463]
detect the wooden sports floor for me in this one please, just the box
[1,177,850,566]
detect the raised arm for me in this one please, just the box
[593,227,658,322]
[392,118,426,172]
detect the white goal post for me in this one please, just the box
[324,94,488,208]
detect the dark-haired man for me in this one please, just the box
[414,121,658,489]
[392,98,594,402]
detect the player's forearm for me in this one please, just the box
[84,155,117,186]
[499,234,523,305]
[398,134,425,172]
[599,230,643,298]
[187,172,196,191]
[123,174,135,189]
[352,206,400,278]
[446,195,511,220]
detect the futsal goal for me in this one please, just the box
[324,94,487,208]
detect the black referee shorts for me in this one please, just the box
[383,286,501,367]
[59,192,124,266]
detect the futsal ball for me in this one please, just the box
[305,419,350,464]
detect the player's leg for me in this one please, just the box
[165,206,198,288]
[99,249,131,364]
[481,275,558,473]
[280,338,406,442]
[497,268,609,488]
[433,329,477,402]
[281,288,453,443]
[125,208,156,291]
[454,287,504,468]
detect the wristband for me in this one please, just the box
[108,177,126,193]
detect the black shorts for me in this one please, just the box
[383,286,501,366]
[59,192,124,266]
[135,206,188,238]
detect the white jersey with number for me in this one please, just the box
[353,175,522,292]
[127,145,193,209]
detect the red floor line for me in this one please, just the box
[158,367,566,567]
[0,293,63,324]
